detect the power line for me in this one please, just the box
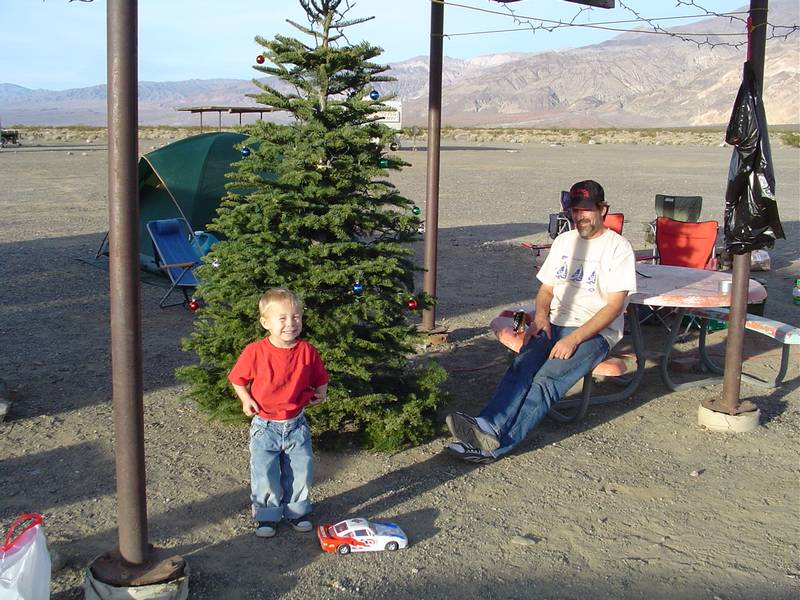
[432,0,798,50]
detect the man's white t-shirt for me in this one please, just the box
[536,228,637,349]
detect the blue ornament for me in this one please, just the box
[241,147,251,157]
[369,89,380,100]
[353,281,363,295]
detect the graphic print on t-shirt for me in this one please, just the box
[556,257,597,292]
[556,259,569,280]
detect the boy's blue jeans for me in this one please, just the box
[479,325,609,458]
[249,413,313,523]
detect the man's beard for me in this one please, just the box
[576,220,601,239]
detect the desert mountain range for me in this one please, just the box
[1,0,798,128]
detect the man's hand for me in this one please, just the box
[527,313,552,344]
[524,314,551,346]
[529,283,554,344]
[241,397,260,417]
[549,332,580,360]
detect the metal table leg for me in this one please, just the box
[660,308,725,391]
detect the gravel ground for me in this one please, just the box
[1,134,799,600]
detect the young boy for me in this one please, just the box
[228,288,329,538]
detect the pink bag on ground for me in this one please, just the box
[0,514,51,600]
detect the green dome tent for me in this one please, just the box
[136,131,247,270]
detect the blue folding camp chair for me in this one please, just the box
[146,218,202,308]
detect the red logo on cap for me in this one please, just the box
[571,187,590,199]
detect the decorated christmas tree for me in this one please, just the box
[177,0,446,450]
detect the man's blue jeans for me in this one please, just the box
[479,325,609,458]
[249,413,313,522]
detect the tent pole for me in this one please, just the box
[422,0,443,332]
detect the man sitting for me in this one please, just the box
[446,180,637,463]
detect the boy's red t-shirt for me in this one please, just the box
[228,338,329,420]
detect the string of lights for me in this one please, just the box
[432,0,798,50]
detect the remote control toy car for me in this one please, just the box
[317,518,408,555]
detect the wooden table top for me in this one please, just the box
[630,264,767,308]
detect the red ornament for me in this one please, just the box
[406,298,418,310]
[188,298,201,312]
[256,55,265,64]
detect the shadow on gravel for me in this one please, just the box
[1,232,196,418]
[50,455,452,599]
[0,222,548,419]
[2,217,795,425]
[0,442,114,519]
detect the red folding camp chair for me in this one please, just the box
[642,216,719,335]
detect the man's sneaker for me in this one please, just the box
[287,516,313,533]
[255,521,278,538]
[445,441,496,464]
[446,412,500,452]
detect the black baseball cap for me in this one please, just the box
[567,180,605,209]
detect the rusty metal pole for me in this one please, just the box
[87,1,187,588]
[107,0,148,564]
[422,0,444,332]
[713,0,768,415]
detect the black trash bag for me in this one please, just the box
[724,61,785,255]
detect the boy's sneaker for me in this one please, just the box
[287,516,313,533]
[445,441,496,464]
[255,521,278,538]
[446,412,500,452]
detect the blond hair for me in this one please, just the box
[258,288,301,317]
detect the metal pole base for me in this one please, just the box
[697,404,760,433]
[418,324,448,346]
[84,548,188,599]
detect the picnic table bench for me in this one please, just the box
[687,307,799,388]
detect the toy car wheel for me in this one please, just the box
[385,541,399,551]
[337,544,351,555]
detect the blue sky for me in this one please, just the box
[2,0,751,90]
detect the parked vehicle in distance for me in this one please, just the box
[317,518,408,555]
[374,100,402,150]
[1,128,21,148]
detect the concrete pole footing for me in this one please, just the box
[697,405,760,433]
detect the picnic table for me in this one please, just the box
[629,263,767,392]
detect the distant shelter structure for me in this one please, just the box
[176,105,280,132]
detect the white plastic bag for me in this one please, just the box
[750,249,771,271]
[0,514,51,600]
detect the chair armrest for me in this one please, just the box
[160,261,196,269]
[521,242,552,256]
[634,250,657,262]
